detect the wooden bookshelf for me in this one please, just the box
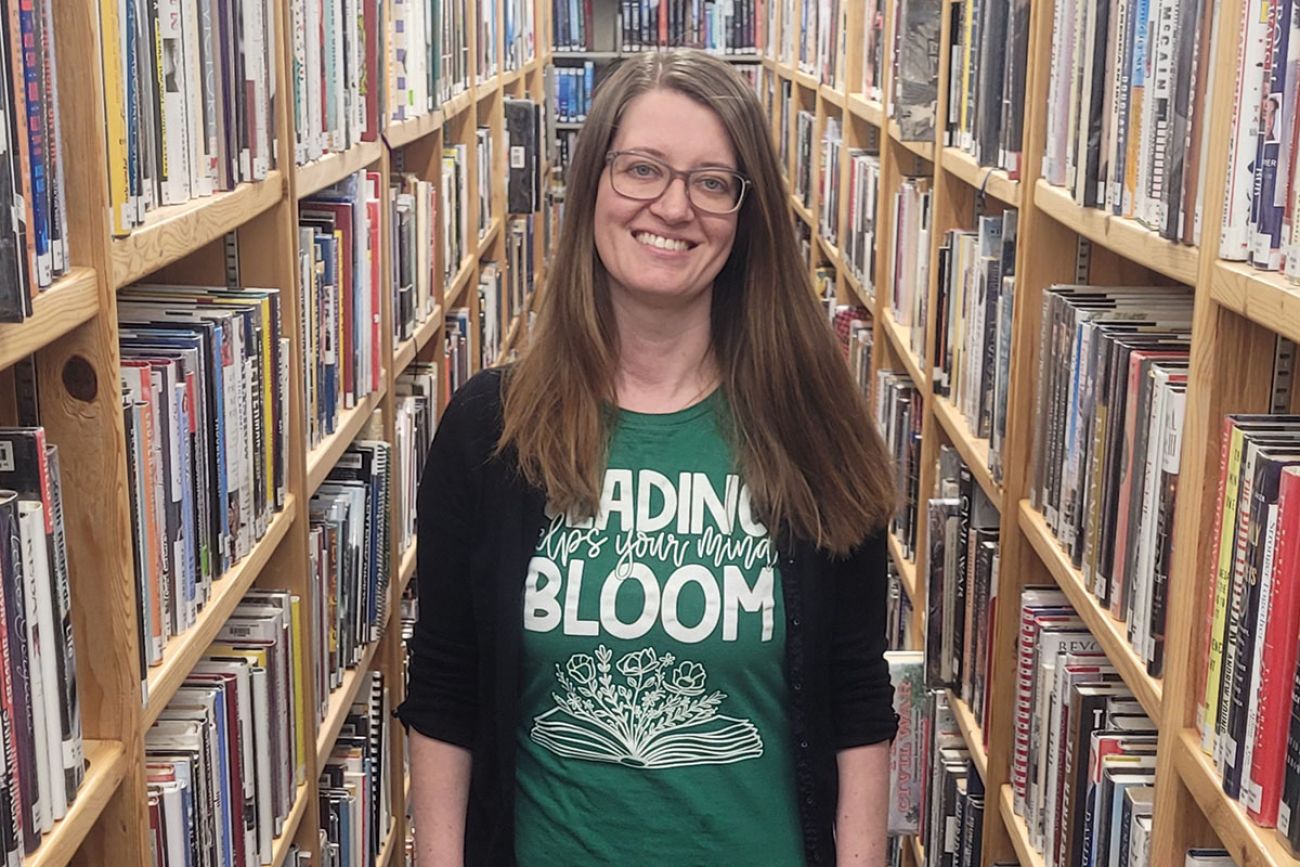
[1173,729,1296,867]
[941,147,1021,208]
[846,93,885,127]
[306,386,389,496]
[1018,502,1163,718]
[111,171,287,288]
[1000,785,1046,867]
[790,194,815,227]
[394,305,445,376]
[24,740,127,867]
[316,632,386,771]
[949,690,989,782]
[888,120,935,162]
[398,542,418,596]
[268,783,312,867]
[376,820,401,867]
[0,268,99,370]
[880,309,929,390]
[142,497,299,729]
[1209,259,1300,348]
[931,394,1001,509]
[296,139,387,198]
[889,532,920,604]
[1033,179,1200,285]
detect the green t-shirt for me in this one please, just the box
[514,392,805,866]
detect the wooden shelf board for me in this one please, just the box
[398,542,417,596]
[24,740,127,867]
[446,257,476,309]
[1033,179,1199,285]
[306,386,388,497]
[376,820,400,867]
[931,394,1002,510]
[816,232,842,268]
[443,90,474,123]
[1174,728,1293,867]
[793,68,820,91]
[907,836,925,867]
[316,632,384,770]
[0,268,99,371]
[385,108,446,150]
[846,93,885,127]
[268,782,311,867]
[478,216,503,257]
[888,121,935,162]
[494,312,527,367]
[112,171,286,288]
[502,67,523,87]
[940,147,1021,207]
[143,496,298,728]
[880,309,929,391]
[393,304,444,376]
[790,195,815,226]
[818,83,846,109]
[888,532,920,604]
[948,690,988,781]
[843,265,873,309]
[999,784,1046,867]
[476,75,502,99]
[296,140,385,198]
[1210,259,1300,347]
[1017,501,1163,717]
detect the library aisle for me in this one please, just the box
[4,0,1300,864]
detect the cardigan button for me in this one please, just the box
[792,681,802,692]
[791,617,801,627]
[804,795,814,806]
[799,740,808,749]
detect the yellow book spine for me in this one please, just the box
[97,0,132,236]
[289,595,308,786]
[1202,425,1247,755]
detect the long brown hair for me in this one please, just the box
[500,50,896,555]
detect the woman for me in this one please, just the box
[397,49,898,866]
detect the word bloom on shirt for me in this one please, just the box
[525,469,778,644]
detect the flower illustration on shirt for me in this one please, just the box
[533,645,764,769]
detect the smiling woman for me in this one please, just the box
[398,49,900,867]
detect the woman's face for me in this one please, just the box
[594,89,741,308]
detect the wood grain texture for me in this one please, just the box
[940,147,1022,208]
[1033,179,1199,285]
[846,93,885,128]
[999,784,1047,867]
[295,139,386,198]
[879,308,930,390]
[888,120,936,162]
[931,394,1002,510]
[24,740,126,867]
[142,496,299,729]
[305,387,389,496]
[1174,729,1291,867]
[394,304,445,376]
[0,268,99,370]
[1211,259,1300,346]
[315,634,386,771]
[949,690,989,782]
[888,532,921,607]
[1018,501,1163,717]
[267,782,312,867]
[111,172,287,288]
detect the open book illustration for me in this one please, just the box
[531,645,764,769]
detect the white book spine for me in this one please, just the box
[1222,0,1273,258]
[157,0,192,205]
[16,503,52,832]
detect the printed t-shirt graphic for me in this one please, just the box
[514,392,804,865]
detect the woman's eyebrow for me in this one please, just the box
[620,146,737,171]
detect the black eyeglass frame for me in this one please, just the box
[603,150,752,214]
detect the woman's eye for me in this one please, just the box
[629,162,660,178]
[698,176,727,192]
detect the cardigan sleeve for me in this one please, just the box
[394,371,504,748]
[830,527,900,749]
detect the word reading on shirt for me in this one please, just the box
[525,469,779,644]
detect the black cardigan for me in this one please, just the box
[395,369,899,865]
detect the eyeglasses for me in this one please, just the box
[604,150,750,214]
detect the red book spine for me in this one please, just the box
[1195,416,1236,734]
[1248,466,1300,825]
